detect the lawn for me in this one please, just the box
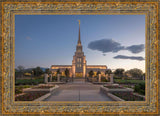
[15,78,44,85]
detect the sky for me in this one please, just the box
[15,15,145,72]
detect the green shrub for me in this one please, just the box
[15,88,22,94]
[113,76,122,79]
[52,76,57,81]
[101,79,109,82]
[114,79,145,84]
[15,78,44,85]
[15,85,32,94]
[134,82,145,95]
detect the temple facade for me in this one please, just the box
[50,21,107,77]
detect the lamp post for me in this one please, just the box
[31,71,34,85]
[122,71,125,80]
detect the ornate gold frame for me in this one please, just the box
[1,1,159,115]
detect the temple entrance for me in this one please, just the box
[75,73,83,77]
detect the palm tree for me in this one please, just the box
[88,70,94,77]
[32,67,44,77]
[57,69,61,74]
[65,68,70,77]
[17,65,25,78]
[65,68,70,82]
[114,68,125,77]
[97,71,101,76]
[105,69,112,76]
[45,68,51,74]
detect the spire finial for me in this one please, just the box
[78,20,80,25]
[77,20,81,45]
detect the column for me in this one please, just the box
[49,74,52,82]
[98,74,101,82]
[57,74,60,82]
[110,74,114,83]
[44,73,48,83]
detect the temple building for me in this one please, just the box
[50,21,107,77]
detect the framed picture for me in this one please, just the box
[1,1,159,115]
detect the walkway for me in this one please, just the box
[44,80,113,101]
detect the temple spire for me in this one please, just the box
[78,20,81,45]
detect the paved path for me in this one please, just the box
[44,80,113,101]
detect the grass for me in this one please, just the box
[15,78,44,85]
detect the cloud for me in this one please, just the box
[26,36,32,40]
[87,39,144,54]
[125,44,144,53]
[88,39,125,53]
[113,55,144,61]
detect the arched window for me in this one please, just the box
[77,58,82,63]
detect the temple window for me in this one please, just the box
[77,58,81,63]
[78,49,81,52]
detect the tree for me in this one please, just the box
[15,68,19,82]
[88,70,94,77]
[105,69,112,76]
[127,68,143,79]
[32,67,44,77]
[17,65,25,78]
[65,68,70,77]
[97,71,101,76]
[114,68,125,77]
[57,69,61,74]
[45,68,51,74]
[65,68,70,82]
[143,73,145,77]
[142,73,145,80]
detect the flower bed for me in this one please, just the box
[23,85,59,93]
[112,92,145,101]
[114,79,145,84]
[32,85,55,89]
[15,85,33,94]
[15,92,49,101]
[104,85,124,89]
